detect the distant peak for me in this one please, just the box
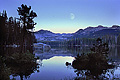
[75,29,83,34]
[84,26,94,30]
[112,25,120,28]
[97,25,104,28]
[35,29,54,34]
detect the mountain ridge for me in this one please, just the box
[35,25,120,34]
[34,25,120,41]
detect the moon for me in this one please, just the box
[70,13,75,20]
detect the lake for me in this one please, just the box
[10,46,120,80]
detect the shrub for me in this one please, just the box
[72,38,114,78]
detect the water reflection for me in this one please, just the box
[9,62,39,80]
[109,46,120,61]
[0,57,10,80]
[66,46,120,80]
[26,56,75,80]
[0,47,39,80]
[0,46,120,80]
[72,64,120,80]
[51,46,120,61]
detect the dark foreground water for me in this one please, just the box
[10,46,120,80]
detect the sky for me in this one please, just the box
[0,0,120,33]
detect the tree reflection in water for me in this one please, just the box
[72,65,120,80]
[7,52,40,80]
[8,62,39,80]
[0,57,11,80]
[66,38,117,80]
[0,47,40,80]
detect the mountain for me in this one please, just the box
[35,29,54,35]
[74,25,120,38]
[34,25,120,41]
[74,25,108,35]
[34,30,73,41]
[91,29,120,37]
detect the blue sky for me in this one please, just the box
[0,0,120,33]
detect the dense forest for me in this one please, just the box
[0,4,37,54]
[67,34,120,47]
[0,4,39,80]
[41,34,120,48]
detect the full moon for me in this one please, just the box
[70,13,75,20]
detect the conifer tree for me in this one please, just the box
[17,4,37,52]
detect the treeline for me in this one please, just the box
[40,41,68,47]
[0,4,37,54]
[67,35,120,47]
[67,38,96,47]
[41,34,120,48]
[102,34,120,45]
[0,4,38,80]
[40,38,96,48]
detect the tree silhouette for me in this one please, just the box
[17,4,37,53]
[72,38,114,79]
[0,10,7,46]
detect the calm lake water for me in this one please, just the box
[10,46,120,80]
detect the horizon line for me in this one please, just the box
[34,25,120,33]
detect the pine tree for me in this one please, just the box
[17,4,37,53]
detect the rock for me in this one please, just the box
[65,62,71,66]
[33,43,51,52]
